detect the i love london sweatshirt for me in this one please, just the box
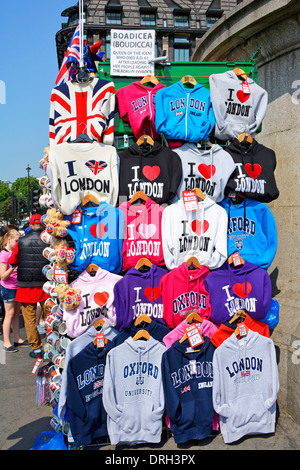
[63,267,122,338]
[102,336,166,445]
[116,81,165,139]
[65,202,124,274]
[155,80,216,142]
[204,260,272,326]
[212,329,279,444]
[49,141,118,215]
[159,262,212,329]
[118,141,182,205]
[209,71,268,141]
[219,197,277,270]
[224,138,279,203]
[162,196,228,271]
[119,197,165,271]
[173,143,236,203]
[114,264,168,331]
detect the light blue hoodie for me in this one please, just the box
[155,80,216,142]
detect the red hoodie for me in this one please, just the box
[159,261,212,329]
[119,197,164,271]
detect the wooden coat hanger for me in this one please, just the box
[229,309,247,324]
[135,257,152,271]
[132,329,151,341]
[181,75,197,87]
[186,256,201,270]
[136,134,154,146]
[238,132,253,144]
[86,264,99,276]
[140,75,159,86]
[186,312,203,324]
[94,318,106,330]
[129,190,148,205]
[233,68,247,80]
[192,187,206,200]
[81,193,100,206]
[134,314,152,326]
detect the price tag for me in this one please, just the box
[71,208,82,224]
[182,190,199,212]
[184,324,204,348]
[96,333,105,348]
[241,81,251,95]
[31,358,43,375]
[237,322,248,337]
[231,252,243,267]
[53,264,68,284]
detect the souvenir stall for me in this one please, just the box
[31,1,280,450]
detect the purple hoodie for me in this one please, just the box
[204,260,272,325]
[114,264,168,331]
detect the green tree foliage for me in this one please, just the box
[0,181,12,203]
[0,195,13,221]
[11,177,39,200]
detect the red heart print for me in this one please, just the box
[142,165,160,181]
[198,164,216,179]
[191,219,209,235]
[244,163,262,179]
[233,282,252,298]
[144,286,161,302]
[236,90,250,103]
[94,291,109,306]
[90,223,107,239]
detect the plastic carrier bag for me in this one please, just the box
[261,298,280,330]
[31,430,67,450]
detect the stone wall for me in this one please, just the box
[193,0,300,423]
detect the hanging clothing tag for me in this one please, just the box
[231,252,243,267]
[184,324,204,348]
[241,81,251,95]
[182,190,199,212]
[71,208,82,224]
[96,333,105,348]
[237,322,248,337]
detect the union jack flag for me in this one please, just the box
[55,25,86,86]
[49,79,115,145]
[241,371,250,377]
[85,160,108,175]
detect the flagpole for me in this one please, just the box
[79,0,84,67]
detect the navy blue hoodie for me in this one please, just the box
[66,340,113,448]
[161,335,215,444]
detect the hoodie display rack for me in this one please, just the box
[97,60,258,151]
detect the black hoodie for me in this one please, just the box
[224,138,279,203]
[118,141,182,205]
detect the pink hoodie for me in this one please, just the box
[162,318,218,349]
[116,81,165,139]
[119,197,164,271]
[63,268,122,338]
[159,262,212,329]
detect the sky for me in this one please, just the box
[0,0,73,183]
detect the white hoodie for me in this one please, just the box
[173,143,236,203]
[212,329,279,444]
[162,196,228,270]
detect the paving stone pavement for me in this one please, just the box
[1,319,300,451]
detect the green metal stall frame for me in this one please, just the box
[97,60,258,150]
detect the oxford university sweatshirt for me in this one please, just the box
[102,336,166,445]
[162,196,228,270]
[118,141,182,205]
[49,141,119,215]
[224,138,279,203]
[212,329,279,444]
[209,71,268,141]
[173,143,236,203]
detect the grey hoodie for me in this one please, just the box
[173,143,236,203]
[209,71,268,141]
[102,336,166,445]
[212,329,279,444]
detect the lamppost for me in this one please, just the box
[26,164,31,216]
